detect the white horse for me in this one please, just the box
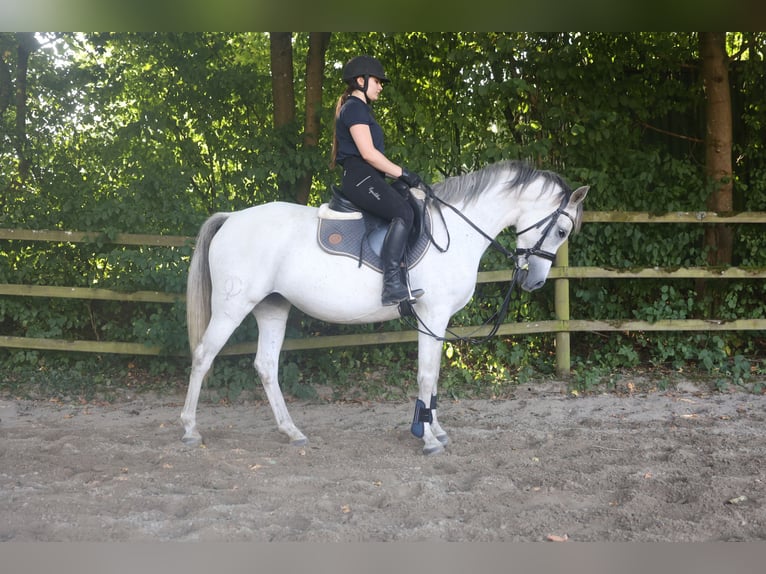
[180,160,588,455]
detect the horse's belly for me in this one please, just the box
[281,282,400,325]
[296,304,399,325]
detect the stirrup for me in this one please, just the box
[382,285,424,306]
[397,288,423,317]
[382,292,412,306]
[407,288,425,302]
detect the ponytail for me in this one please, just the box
[330,85,356,169]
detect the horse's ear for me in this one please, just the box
[570,185,589,206]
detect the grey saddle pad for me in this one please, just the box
[316,205,432,273]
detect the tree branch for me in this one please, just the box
[639,121,704,144]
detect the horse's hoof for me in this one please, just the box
[436,433,450,446]
[423,443,445,456]
[290,437,308,447]
[181,435,203,447]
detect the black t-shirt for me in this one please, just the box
[335,96,385,164]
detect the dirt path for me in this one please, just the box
[1,383,764,542]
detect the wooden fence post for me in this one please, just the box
[554,240,571,376]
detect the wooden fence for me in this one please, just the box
[2,211,766,375]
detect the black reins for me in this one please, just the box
[421,184,515,260]
[404,184,573,344]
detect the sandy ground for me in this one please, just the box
[1,382,765,542]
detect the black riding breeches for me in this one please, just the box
[341,157,414,230]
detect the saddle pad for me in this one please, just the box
[317,207,432,273]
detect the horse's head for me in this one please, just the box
[513,185,589,292]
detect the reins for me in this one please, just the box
[404,270,523,344]
[421,183,515,260]
[404,183,572,344]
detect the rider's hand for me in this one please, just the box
[391,179,411,198]
[399,167,423,189]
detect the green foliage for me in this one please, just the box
[2,33,766,399]
[0,352,188,401]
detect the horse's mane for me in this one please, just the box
[431,160,582,232]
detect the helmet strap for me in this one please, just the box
[358,76,371,104]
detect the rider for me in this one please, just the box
[330,55,425,307]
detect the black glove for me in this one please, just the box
[399,167,423,189]
[391,179,411,198]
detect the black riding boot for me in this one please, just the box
[381,218,424,306]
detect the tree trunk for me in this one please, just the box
[0,44,12,118]
[699,32,733,266]
[269,32,296,200]
[270,32,295,130]
[10,33,37,184]
[295,32,331,206]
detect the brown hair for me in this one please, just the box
[329,85,356,169]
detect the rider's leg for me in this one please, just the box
[341,159,425,305]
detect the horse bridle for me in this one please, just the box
[513,191,576,265]
[406,185,575,343]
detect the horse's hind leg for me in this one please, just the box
[253,295,307,446]
[180,310,249,446]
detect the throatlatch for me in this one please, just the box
[410,395,437,438]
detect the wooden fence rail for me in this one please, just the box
[2,211,765,375]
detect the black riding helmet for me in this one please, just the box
[342,55,389,103]
[342,55,389,84]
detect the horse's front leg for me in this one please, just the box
[413,331,449,455]
[430,399,449,446]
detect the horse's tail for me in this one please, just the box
[186,213,230,354]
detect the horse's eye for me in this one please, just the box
[558,228,567,239]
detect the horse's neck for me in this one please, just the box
[453,187,522,240]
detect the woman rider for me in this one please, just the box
[330,55,425,307]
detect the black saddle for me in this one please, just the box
[317,185,432,273]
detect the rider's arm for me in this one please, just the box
[349,123,404,179]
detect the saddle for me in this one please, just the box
[317,186,432,273]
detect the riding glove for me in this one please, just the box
[391,179,411,197]
[399,168,423,189]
